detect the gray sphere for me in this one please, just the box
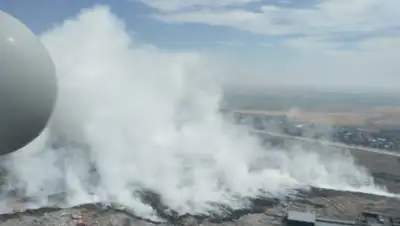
[0,11,57,155]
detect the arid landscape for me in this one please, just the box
[224,88,400,127]
[1,91,400,225]
[233,107,400,128]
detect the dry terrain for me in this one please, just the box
[234,107,400,127]
[0,188,399,226]
[1,108,400,225]
[1,143,400,225]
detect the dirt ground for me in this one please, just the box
[1,143,400,226]
[2,108,400,225]
[234,108,400,127]
[0,188,399,226]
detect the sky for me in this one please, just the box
[1,0,400,90]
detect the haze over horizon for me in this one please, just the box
[1,0,400,90]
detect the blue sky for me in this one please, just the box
[2,0,400,89]
[0,0,284,54]
[4,0,396,50]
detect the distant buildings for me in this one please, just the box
[224,110,400,153]
[283,210,398,226]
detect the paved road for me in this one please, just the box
[254,130,400,158]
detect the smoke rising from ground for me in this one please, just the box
[0,5,393,219]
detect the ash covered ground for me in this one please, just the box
[1,139,400,226]
[0,185,399,226]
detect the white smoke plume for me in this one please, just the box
[0,5,392,218]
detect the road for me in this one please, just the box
[254,130,400,158]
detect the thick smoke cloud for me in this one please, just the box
[0,5,392,219]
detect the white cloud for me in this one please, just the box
[150,0,400,37]
[136,0,400,90]
[136,0,262,12]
